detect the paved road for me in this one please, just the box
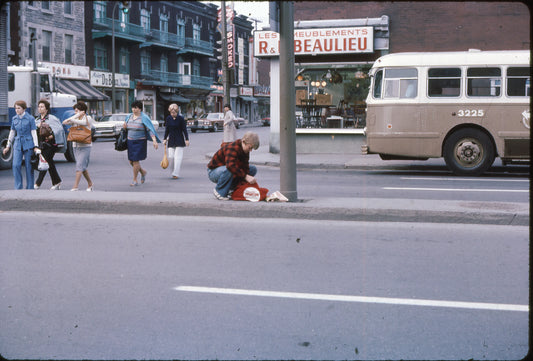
[0,211,528,360]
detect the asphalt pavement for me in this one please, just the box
[0,137,528,226]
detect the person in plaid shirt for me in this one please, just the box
[207,131,260,200]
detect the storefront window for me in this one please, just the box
[295,67,370,128]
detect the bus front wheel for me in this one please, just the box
[443,128,495,176]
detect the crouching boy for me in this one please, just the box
[207,131,260,200]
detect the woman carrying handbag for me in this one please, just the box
[2,100,39,189]
[62,101,95,191]
[34,99,62,190]
[124,100,161,186]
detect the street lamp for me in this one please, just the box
[112,1,130,113]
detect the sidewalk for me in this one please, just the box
[1,126,528,226]
[0,189,528,226]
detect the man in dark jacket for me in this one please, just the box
[207,131,260,200]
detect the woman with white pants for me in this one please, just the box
[163,104,189,179]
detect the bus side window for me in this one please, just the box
[428,68,461,97]
[401,79,417,98]
[467,67,501,97]
[507,67,530,97]
[40,74,51,93]
[8,73,15,91]
[383,68,417,99]
[373,70,383,99]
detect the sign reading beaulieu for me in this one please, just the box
[254,26,374,57]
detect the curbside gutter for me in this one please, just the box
[0,190,528,226]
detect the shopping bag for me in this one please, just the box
[37,154,49,171]
[160,144,169,169]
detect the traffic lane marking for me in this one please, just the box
[383,187,528,192]
[400,177,528,182]
[174,286,528,312]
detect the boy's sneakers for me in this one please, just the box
[213,188,230,201]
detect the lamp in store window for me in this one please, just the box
[355,69,367,79]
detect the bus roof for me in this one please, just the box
[372,49,530,68]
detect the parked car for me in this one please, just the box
[262,117,270,126]
[92,113,159,140]
[187,113,224,133]
[235,116,246,128]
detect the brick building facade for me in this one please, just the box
[294,1,530,54]
[9,1,86,67]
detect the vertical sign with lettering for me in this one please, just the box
[227,25,235,68]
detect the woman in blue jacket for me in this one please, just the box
[123,100,161,186]
[2,100,39,189]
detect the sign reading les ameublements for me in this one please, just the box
[254,26,373,57]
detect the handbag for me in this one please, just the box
[30,153,39,170]
[160,144,169,169]
[37,154,49,171]
[115,128,128,151]
[67,123,92,144]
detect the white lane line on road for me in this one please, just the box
[383,187,528,193]
[400,177,529,182]
[174,286,528,312]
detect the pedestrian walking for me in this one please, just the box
[62,101,95,191]
[207,131,260,200]
[2,100,39,189]
[124,100,161,186]
[163,103,189,179]
[34,99,62,190]
[223,103,236,143]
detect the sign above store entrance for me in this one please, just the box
[254,26,373,57]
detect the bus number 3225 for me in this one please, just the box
[455,109,485,117]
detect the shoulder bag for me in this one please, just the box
[67,117,92,144]
[115,128,128,151]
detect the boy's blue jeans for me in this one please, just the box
[207,165,257,197]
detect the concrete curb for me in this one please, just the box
[0,190,528,226]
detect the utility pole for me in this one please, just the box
[30,31,39,117]
[112,1,130,114]
[279,1,297,201]
[111,2,118,113]
[221,1,230,107]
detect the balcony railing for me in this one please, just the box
[93,17,148,42]
[140,69,213,89]
[180,38,213,56]
[94,17,213,55]
[143,28,186,49]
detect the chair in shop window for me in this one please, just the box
[343,107,356,128]
[300,99,316,128]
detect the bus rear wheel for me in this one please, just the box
[443,128,495,176]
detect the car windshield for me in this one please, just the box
[205,113,222,119]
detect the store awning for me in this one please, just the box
[159,93,190,103]
[56,79,110,101]
[239,96,257,102]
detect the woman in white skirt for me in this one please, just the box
[163,104,189,179]
[62,101,95,191]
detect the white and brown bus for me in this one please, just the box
[362,49,530,175]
